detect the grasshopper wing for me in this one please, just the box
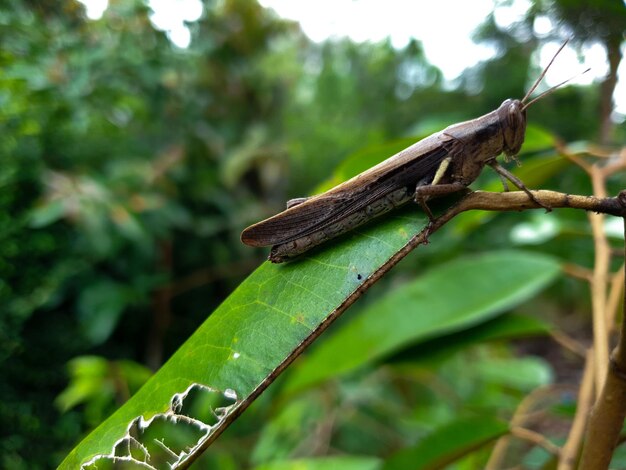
[241,145,448,247]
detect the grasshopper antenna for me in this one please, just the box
[522,67,591,111]
[521,39,570,106]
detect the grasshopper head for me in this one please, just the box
[498,99,527,157]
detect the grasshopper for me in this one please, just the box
[242,41,581,263]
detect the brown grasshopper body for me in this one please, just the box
[241,42,579,263]
[241,99,528,262]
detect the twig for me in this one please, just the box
[487,385,570,469]
[588,167,611,391]
[511,426,561,457]
[440,190,626,216]
[558,350,595,470]
[550,330,588,359]
[555,142,626,168]
[607,265,625,332]
[561,263,593,282]
[586,144,626,159]
[599,149,626,176]
[556,141,593,174]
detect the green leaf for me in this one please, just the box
[28,199,66,227]
[383,416,509,470]
[506,152,568,189]
[251,395,325,464]
[283,251,560,394]
[55,356,111,412]
[471,356,554,391]
[254,456,382,470]
[390,312,551,367]
[77,280,131,345]
[55,356,152,426]
[60,206,430,468]
[520,124,556,153]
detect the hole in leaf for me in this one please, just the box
[82,384,239,469]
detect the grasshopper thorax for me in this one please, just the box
[497,98,527,157]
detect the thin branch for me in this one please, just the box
[510,426,561,457]
[588,166,611,392]
[562,262,593,282]
[550,330,588,359]
[440,190,626,217]
[607,265,625,332]
[586,144,626,159]
[616,219,626,370]
[487,385,571,469]
[555,142,626,172]
[556,141,593,174]
[558,350,595,470]
[600,150,626,176]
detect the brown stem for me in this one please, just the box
[487,385,570,469]
[589,167,611,392]
[558,350,595,470]
[435,190,626,217]
[550,330,587,359]
[510,426,561,457]
[557,141,593,174]
[578,218,626,469]
[607,266,625,332]
[562,262,593,282]
[599,35,622,144]
[616,221,626,374]
[146,240,173,370]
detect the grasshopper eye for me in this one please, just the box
[499,99,526,157]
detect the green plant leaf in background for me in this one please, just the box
[282,251,560,394]
[390,312,551,368]
[254,456,383,470]
[55,356,153,427]
[383,416,509,470]
[250,394,326,464]
[471,356,554,391]
[77,280,134,345]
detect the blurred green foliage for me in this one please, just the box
[1,0,624,468]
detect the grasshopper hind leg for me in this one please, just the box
[414,182,468,221]
[413,156,466,221]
